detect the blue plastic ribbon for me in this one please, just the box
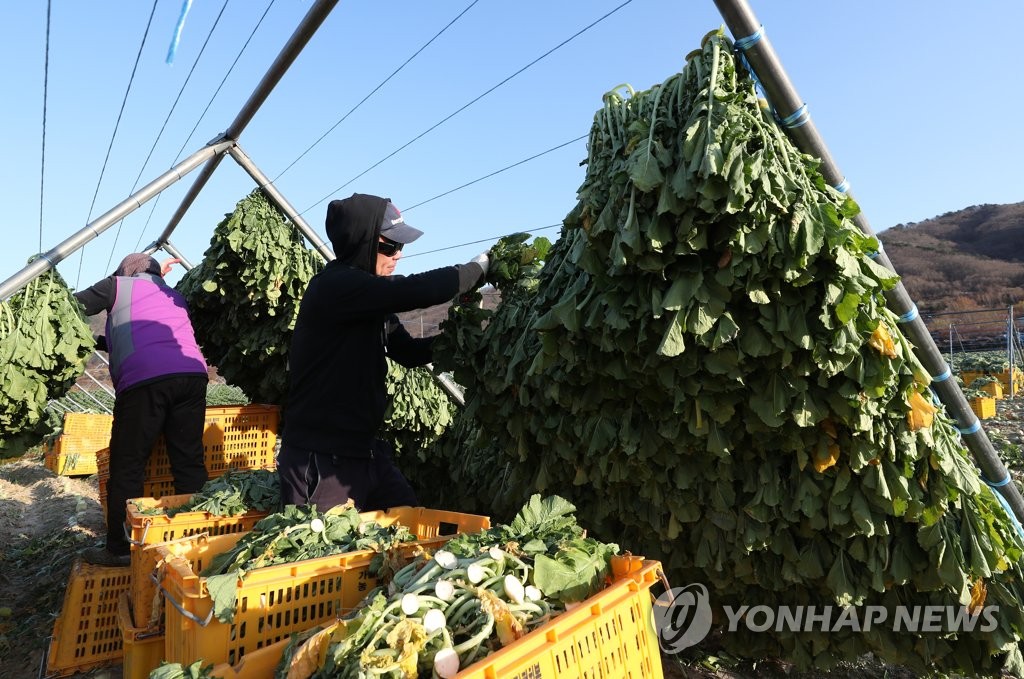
[957,419,981,435]
[734,26,764,50]
[932,367,952,382]
[166,0,194,65]
[985,481,1024,539]
[833,178,850,193]
[780,104,810,128]
[897,305,919,323]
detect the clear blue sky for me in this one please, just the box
[2,1,1023,293]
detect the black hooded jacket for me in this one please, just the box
[283,193,482,456]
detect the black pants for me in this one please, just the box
[106,375,208,554]
[277,439,418,512]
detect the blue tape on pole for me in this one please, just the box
[734,26,764,50]
[781,105,810,128]
[166,0,194,65]
[833,178,850,193]
[957,419,981,435]
[897,305,919,323]
[988,484,1024,540]
[985,476,1012,488]
[933,367,952,382]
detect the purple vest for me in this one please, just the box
[106,274,207,392]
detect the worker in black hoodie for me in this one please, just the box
[279,193,488,511]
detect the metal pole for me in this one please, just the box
[0,140,234,301]
[713,0,1024,524]
[81,369,115,400]
[1011,305,1017,398]
[227,144,334,262]
[949,324,954,374]
[152,0,339,250]
[152,239,195,270]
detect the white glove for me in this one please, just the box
[470,252,490,276]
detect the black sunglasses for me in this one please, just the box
[378,238,404,257]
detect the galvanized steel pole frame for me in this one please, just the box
[0,140,235,301]
[713,0,1024,524]
[227,144,335,262]
[152,0,339,251]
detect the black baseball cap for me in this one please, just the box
[380,201,423,244]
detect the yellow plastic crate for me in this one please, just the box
[960,370,984,387]
[980,381,1004,400]
[127,494,274,631]
[46,560,131,677]
[99,472,178,517]
[98,404,280,513]
[159,507,491,667]
[998,368,1021,394]
[117,592,165,679]
[970,396,997,420]
[45,450,100,476]
[98,404,279,482]
[43,412,113,476]
[210,560,665,679]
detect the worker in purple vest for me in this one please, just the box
[74,253,210,566]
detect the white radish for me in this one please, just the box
[524,585,542,602]
[467,562,486,584]
[434,550,458,570]
[401,593,420,616]
[488,546,505,561]
[434,579,455,601]
[423,608,447,634]
[503,575,525,604]
[434,647,460,678]
[309,518,325,533]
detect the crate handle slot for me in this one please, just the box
[160,583,215,627]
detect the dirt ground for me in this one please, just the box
[3,389,1022,678]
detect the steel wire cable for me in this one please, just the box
[401,135,587,212]
[133,0,278,252]
[272,0,482,185]
[38,0,52,253]
[402,223,561,260]
[299,0,634,218]
[105,0,231,272]
[75,0,159,287]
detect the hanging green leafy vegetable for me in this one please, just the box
[0,265,94,456]
[383,360,456,477]
[423,29,1024,675]
[177,189,323,403]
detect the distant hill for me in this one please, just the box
[881,202,1024,315]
